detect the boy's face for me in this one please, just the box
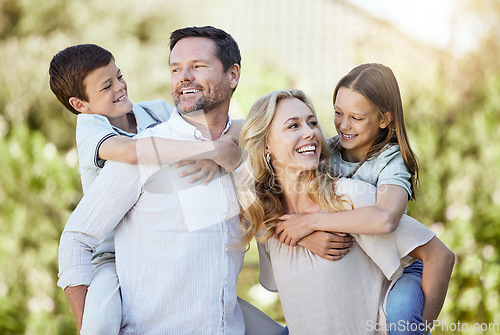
[73,61,133,119]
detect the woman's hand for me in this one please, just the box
[175,159,219,186]
[274,213,317,246]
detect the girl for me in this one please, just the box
[238,89,454,334]
[275,64,449,333]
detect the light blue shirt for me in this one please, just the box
[59,110,245,334]
[330,144,412,199]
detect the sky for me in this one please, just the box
[347,0,477,54]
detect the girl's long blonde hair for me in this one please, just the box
[237,89,351,248]
[331,63,419,200]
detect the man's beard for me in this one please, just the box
[174,82,229,116]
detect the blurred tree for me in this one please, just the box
[403,0,500,326]
[1,0,500,332]
[0,125,81,334]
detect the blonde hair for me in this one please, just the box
[238,89,351,248]
[332,63,419,199]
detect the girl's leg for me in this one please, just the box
[386,260,425,335]
[80,253,122,335]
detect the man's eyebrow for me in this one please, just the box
[170,59,210,66]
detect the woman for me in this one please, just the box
[237,89,453,334]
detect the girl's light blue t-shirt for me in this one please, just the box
[330,144,412,199]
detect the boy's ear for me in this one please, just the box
[69,97,89,114]
[379,112,393,129]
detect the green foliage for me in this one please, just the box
[1,0,500,332]
[0,125,81,334]
[404,47,500,327]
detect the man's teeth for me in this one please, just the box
[182,89,201,95]
[115,95,127,103]
[297,145,316,154]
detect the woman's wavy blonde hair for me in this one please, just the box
[237,89,351,248]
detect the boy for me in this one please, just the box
[49,43,241,334]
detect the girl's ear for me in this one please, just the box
[69,97,89,114]
[379,112,393,129]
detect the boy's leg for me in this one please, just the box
[386,260,426,335]
[80,253,122,335]
[237,297,285,335]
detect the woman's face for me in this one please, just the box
[266,97,323,176]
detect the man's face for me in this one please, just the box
[169,37,236,116]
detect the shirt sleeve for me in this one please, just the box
[57,161,142,289]
[376,145,412,198]
[257,242,278,292]
[354,215,435,281]
[76,114,119,170]
[339,178,435,282]
[136,99,175,123]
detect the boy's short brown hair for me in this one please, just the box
[49,44,114,115]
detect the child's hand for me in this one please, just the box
[213,135,242,172]
[274,213,316,246]
[297,231,354,261]
[175,159,219,186]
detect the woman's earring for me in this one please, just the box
[265,152,273,171]
[265,153,271,165]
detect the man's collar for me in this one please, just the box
[168,109,232,140]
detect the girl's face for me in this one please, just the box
[334,87,389,162]
[266,97,323,176]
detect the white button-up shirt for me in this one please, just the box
[58,110,245,335]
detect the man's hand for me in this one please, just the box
[176,160,219,186]
[213,135,242,172]
[297,231,355,261]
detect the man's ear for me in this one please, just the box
[227,64,241,90]
[380,112,393,129]
[69,97,89,114]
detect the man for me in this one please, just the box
[58,26,266,334]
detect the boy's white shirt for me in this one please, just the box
[74,99,174,257]
[76,99,174,193]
